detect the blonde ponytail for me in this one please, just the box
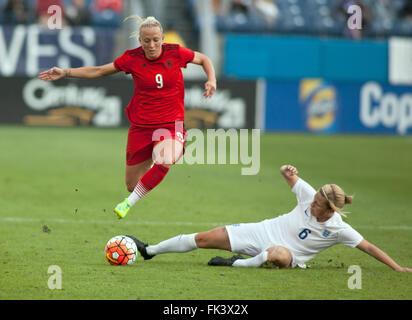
[320,184,353,218]
[124,15,163,38]
[344,194,353,205]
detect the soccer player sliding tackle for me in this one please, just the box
[127,164,412,271]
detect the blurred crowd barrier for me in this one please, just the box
[1,0,412,135]
[224,35,388,82]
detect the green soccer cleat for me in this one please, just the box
[114,198,131,219]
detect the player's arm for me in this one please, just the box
[280,165,299,188]
[38,63,118,81]
[356,239,412,272]
[191,51,216,98]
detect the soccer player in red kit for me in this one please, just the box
[38,16,217,219]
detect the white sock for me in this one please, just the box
[127,181,149,207]
[146,233,198,255]
[232,251,268,268]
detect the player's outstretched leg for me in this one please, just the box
[114,198,131,219]
[114,163,170,219]
[126,235,155,260]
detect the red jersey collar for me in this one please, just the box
[143,45,164,62]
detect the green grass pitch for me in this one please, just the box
[0,125,411,300]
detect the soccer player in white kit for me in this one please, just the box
[127,165,412,272]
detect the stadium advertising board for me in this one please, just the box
[183,80,256,129]
[0,77,256,129]
[0,77,127,127]
[0,25,114,77]
[265,79,412,135]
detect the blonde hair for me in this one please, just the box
[319,184,353,218]
[124,15,163,39]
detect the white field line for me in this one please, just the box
[0,217,411,231]
[0,217,225,227]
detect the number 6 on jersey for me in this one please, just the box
[156,74,163,88]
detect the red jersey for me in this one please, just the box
[114,43,195,126]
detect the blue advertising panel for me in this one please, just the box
[265,79,342,133]
[0,25,115,77]
[340,81,412,135]
[265,80,412,135]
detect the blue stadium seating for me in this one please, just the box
[0,0,5,24]
[0,0,36,25]
[199,0,412,38]
[0,0,122,28]
[91,8,122,28]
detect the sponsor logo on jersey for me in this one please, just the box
[323,229,331,237]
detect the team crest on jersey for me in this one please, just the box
[142,63,147,68]
[166,59,173,68]
[322,229,331,237]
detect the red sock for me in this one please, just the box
[134,163,169,199]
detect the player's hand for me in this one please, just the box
[38,67,66,82]
[203,80,216,98]
[396,267,412,272]
[280,165,298,177]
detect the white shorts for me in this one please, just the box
[225,222,302,268]
[226,222,269,257]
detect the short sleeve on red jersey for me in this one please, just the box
[178,46,195,68]
[114,50,132,74]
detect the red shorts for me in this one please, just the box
[126,122,186,166]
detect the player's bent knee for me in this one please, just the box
[194,232,209,248]
[153,153,175,167]
[195,228,230,250]
[195,230,218,248]
[154,140,183,167]
[267,246,292,268]
[156,152,182,167]
[156,160,174,168]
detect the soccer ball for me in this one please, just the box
[105,235,138,265]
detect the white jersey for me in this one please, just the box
[226,178,363,268]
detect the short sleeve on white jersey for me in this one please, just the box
[291,178,317,206]
[338,226,363,248]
